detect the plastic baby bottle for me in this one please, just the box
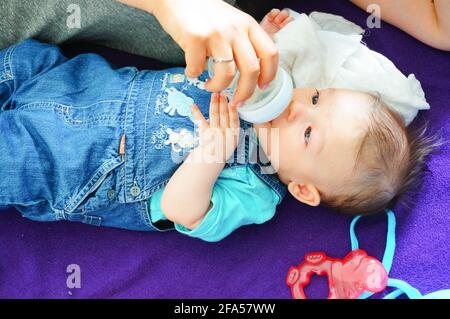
[207,57,293,124]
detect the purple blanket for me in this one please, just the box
[1,0,449,298]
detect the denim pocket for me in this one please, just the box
[60,101,125,128]
[63,154,124,225]
[62,156,156,231]
[15,100,126,226]
[19,100,125,128]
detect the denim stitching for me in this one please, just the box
[64,155,124,213]
[142,76,153,192]
[19,102,70,111]
[18,102,123,127]
[123,73,140,202]
[4,44,15,79]
[57,100,124,109]
[139,200,154,229]
[0,45,16,84]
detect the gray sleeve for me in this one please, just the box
[0,0,236,65]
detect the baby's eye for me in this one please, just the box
[304,126,312,145]
[312,89,320,105]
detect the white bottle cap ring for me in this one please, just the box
[207,57,293,124]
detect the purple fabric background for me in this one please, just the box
[0,0,448,298]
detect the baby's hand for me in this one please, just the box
[191,93,240,163]
[259,8,294,40]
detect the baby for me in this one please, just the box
[0,9,434,242]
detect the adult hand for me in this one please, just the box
[121,0,279,107]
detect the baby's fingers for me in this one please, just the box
[274,9,290,24]
[229,100,240,129]
[209,93,220,127]
[191,103,209,130]
[280,16,294,28]
[219,93,230,128]
[267,8,281,20]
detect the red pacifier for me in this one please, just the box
[286,249,388,299]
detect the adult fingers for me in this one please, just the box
[248,23,279,89]
[230,35,260,106]
[184,40,208,78]
[204,38,237,93]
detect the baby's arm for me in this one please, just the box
[351,0,450,51]
[160,93,240,229]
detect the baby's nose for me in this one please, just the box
[287,101,304,122]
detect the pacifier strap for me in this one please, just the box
[350,209,396,273]
[350,209,396,299]
[383,279,422,299]
[351,209,450,299]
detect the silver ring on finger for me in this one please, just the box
[212,57,234,63]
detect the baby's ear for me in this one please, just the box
[287,182,321,207]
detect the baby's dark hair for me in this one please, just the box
[320,94,443,216]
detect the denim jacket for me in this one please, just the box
[0,40,286,232]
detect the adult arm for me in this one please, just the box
[351,0,450,51]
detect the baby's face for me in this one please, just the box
[254,88,373,206]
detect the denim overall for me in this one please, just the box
[0,40,286,232]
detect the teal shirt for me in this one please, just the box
[148,165,281,242]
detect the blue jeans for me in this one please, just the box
[0,40,157,230]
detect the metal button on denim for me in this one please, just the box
[107,189,116,200]
[130,185,141,197]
